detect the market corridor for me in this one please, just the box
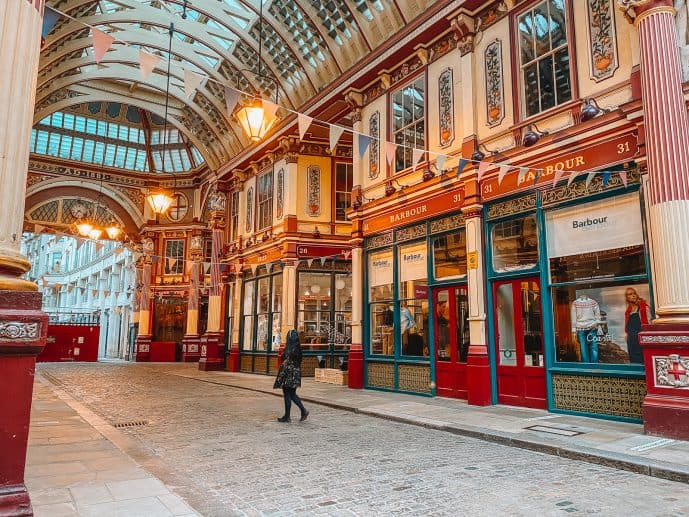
[30,363,689,516]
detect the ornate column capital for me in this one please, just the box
[618,0,674,24]
[451,13,475,56]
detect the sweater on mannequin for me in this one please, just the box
[570,296,601,331]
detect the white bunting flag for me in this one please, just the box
[552,168,566,187]
[250,263,258,276]
[436,154,447,173]
[568,170,582,186]
[95,242,104,252]
[329,124,345,151]
[203,262,211,274]
[585,171,596,188]
[477,161,491,182]
[385,141,397,165]
[619,171,628,187]
[265,263,273,275]
[92,28,115,64]
[307,258,314,268]
[262,99,279,119]
[184,70,204,98]
[498,165,510,185]
[412,148,424,168]
[224,86,240,115]
[319,256,327,267]
[517,167,528,185]
[298,114,313,140]
[139,50,161,80]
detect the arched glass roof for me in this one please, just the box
[30,102,204,173]
[39,0,440,169]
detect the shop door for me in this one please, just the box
[434,286,470,399]
[493,278,546,409]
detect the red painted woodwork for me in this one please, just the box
[639,323,689,440]
[433,286,469,399]
[198,332,224,371]
[466,345,492,406]
[181,336,201,362]
[227,345,240,372]
[134,335,151,362]
[37,325,99,362]
[149,341,176,362]
[0,291,47,516]
[492,278,546,409]
[347,345,364,389]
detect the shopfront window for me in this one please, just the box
[391,76,425,173]
[491,214,538,273]
[241,266,282,353]
[398,241,429,357]
[242,281,254,351]
[546,192,651,364]
[272,274,282,351]
[297,267,352,351]
[368,249,394,355]
[433,230,467,279]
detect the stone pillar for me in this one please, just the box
[200,193,226,371]
[348,245,364,388]
[181,258,201,362]
[621,0,689,438]
[0,2,47,515]
[135,255,153,362]
[463,203,491,406]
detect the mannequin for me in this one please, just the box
[571,294,601,362]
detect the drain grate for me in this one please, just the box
[113,420,148,429]
[525,424,583,437]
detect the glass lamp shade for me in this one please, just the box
[75,221,94,237]
[88,227,103,240]
[105,223,122,240]
[147,188,173,215]
[235,101,278,142]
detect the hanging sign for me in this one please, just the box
[480,132,638,201]
[296,244,351,258]
[363,187,464,235]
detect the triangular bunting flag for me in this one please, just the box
[329,124,345,151]
[602,171,611,187]
[477,161,491,182]
[95,242,103,252]
[92,289,98,297]
[250,263,258,276]
[619,171,628,187]
[568,170,582,186]
[92,28,115,64]
[262,99,279,119]
[517,167,528,185]
[204,262,211,274]
[412,148,424,167]
[42,7,61,39]
[79,287,85,294]
[298,114,313,140]
[265,263,273,275]
[358,134,371,158]
[343,250,352,260]
[533,168,542,185]
[183,70,204,98]
[224,86,240,115]
[585,171,596,188]
[385,141,397,165]
[436,154,447,173]
[456,158,469,178]
[139,50,161,80]
[67,285,74,293]
[104,290,110,298]
[498,165,510,185]
[34,224,45,234]
[307,258,314,268]
[319,256,327,267]
[552,168,566,187]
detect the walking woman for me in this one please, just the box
[273,329,309,423]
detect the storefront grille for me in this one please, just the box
[396,223,426,242]
[301,356,319,377]
[430,214,464,234]
[240,354,252,372]
[268,356,279,374]
[552,374,646,419]
[367,362,395,389]
[366,231,393,249]
[254,355,267,374]
[398,364,431,394]
[541,167,640,207]
[487,193,537,220]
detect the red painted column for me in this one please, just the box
[622,0,689,438]
[200,196,226,371]
[0,1,47,514]
[134,255,153,361]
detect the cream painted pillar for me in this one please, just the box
[181,257,202,361]
[281,259,297,342]
[134,256,152,361]
[283,153,299,217]
[347,244,364,388]
[0,0,42,290]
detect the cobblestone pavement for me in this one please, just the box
[36,363,689,517]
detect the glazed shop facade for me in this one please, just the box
[362,137,651,422]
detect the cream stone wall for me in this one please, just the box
[360,94,387,193]
[427,49,464,158]
[296,155,331,233]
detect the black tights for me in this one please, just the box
[282,387,306,419]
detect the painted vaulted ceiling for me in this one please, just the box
[37,0,444,173]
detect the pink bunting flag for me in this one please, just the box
[552,168,566,187]
[184,70,204,98]
[517,167,528,185]
[385,141,397,165]
[329,124,345,151]
[497,165,511,186]
[298,113,313,140]
[224,86,240,115]
[139,50,161,80]
[95,242,103,252]
[619,170,628,187]
[92,28,115,64]
[477,161,491,182]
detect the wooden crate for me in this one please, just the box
[313,368,348,386]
